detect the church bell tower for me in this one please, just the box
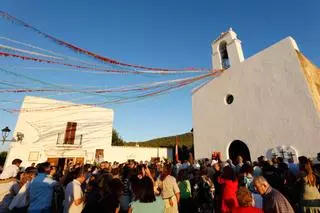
[212,28,244,70]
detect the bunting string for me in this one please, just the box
[0,36,122,68]
[0,11,226,114]
[0,67,126,101]
[8,71,222,113]
[0,44,63,60]
[0,11,208,72]
[0,51,207,74]
[0,70,222,94]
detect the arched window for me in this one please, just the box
[219,41,230,69]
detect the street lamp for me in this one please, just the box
[2,126,11,144]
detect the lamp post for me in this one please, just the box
[2,126,11,145]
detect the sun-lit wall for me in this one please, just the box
[4,96,172,167]
[5,96,113,167]
[193,36,320,161]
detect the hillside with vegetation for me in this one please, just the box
[112,129,193,148]
[126,132,194,148]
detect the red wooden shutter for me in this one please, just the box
[64,122,77,144]
[69,122,77,144]
[64,122,72,144]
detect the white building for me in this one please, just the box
[192,29,320,162]
[5,96,172,168]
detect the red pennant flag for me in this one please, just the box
[175,136,179,162]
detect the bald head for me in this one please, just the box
[253,176,270,195]
[253,176,268,185]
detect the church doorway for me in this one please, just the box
[47,157,84,173]
[228,140,251,164]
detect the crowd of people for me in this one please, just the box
[0,153,319,213]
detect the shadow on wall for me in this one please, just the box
[266,148,275,160]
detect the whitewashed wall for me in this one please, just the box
[106,146,173,163]
[192,37,320,161]
[5,96,172,167]
[5,96,113,167]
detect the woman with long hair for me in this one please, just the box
[298,160,320,212]
[99,178,124,213]
[128,176,164,213]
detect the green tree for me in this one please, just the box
[112,129,124,146]
[0,151,8,166]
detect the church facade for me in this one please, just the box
[192,29,320,162]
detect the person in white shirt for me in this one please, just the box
[0,177,20,212]
[9,167,37,212]
[157,164,180,213]
[64,167,87,213]
[0,159,22,202]
[0,159,22,180]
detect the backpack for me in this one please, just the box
[178,180,191,199]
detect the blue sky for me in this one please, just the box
[0,0,319,149]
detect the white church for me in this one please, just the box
[4,96,172,168]
[192,29,320,163]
